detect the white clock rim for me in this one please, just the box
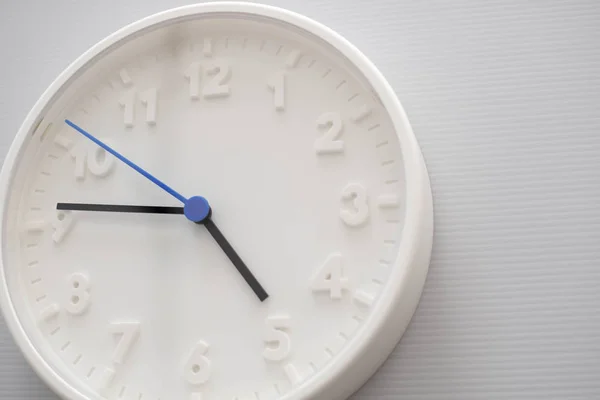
[0,2,434,400]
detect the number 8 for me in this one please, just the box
[66,272,91,315]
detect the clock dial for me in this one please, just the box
[0,4,432,400]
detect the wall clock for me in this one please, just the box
[0,2,433,400]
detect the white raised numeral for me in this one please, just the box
[310,253,349,300]
[70,143,115,180]
[203,60,231,99]
[51,210,74,243]
[110,321,140,364]
[140,88,157,125]
[315,112,344,154]
[268,72,285,111]
[184,340,211,385]
[66,272,91,315]
[120,89,158,126]
[340,183,369,227]
[185,62,202,100]
[119,91,135,128]
[263,316,291,361]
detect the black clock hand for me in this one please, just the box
[56,202,269,302]
[199,216,269,302]
[57,202,184,214]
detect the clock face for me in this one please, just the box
[0,4,432,400]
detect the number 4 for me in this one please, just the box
[310,253,349,300]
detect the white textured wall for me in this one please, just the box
[1,1,599,399]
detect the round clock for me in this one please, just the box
[0,3,433,400]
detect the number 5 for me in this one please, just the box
[263,316,291,362]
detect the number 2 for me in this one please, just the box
[315,112,344,154]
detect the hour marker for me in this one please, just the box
[351,104,372,122]
[257,386,279,400]
[40,123,53,142]
[25,220,45,232]
[98,367,116,394]
[54,135,72,150]
[39,304,60,322]
[119,68,132,86]
[285,50,301,68]
[327,334,346,354]
[378,194,400,208]
[324,347,334,358]
[203,38,212,56]
[354,289,375,307]
[283,363,302,386]
[367,123,380,131]
[340,316,360,337]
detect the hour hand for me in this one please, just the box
[57,202,184,215]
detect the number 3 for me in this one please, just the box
[340,183,369,227]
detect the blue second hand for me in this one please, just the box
[64,119,188,204]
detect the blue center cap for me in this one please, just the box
[184,196,210,222]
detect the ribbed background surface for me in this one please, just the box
[1,0,600,399]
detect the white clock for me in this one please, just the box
[0,3,433,400]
